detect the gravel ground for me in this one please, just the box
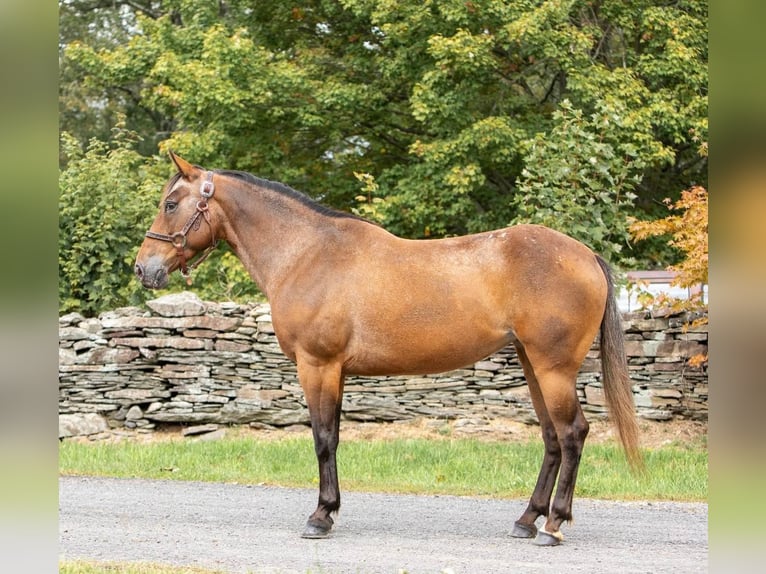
[59,476,707,574]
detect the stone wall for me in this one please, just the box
[59,292,708,438]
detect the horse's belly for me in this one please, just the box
[343,322,512,376]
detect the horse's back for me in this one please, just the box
[374,223,607,324]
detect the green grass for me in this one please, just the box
[59,435,707,501]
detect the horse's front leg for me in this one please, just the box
[296,358,345,539]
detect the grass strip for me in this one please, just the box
[60,436,706,501]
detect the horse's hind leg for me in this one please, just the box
[536,378,589,546]
[296,358,345,539]
[511,344,562,540]
[513,344,590,546]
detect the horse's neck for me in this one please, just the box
[218,182,335,298]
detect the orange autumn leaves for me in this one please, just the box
[629,186,708,367]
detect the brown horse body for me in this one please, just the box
[135,152,641,545]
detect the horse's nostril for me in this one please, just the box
[134,263,144,280]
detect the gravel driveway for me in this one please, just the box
[59,476,707,573]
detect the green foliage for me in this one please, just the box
[511,100,642,262]
[59,0,708,311]
[59,120,262,316]
[192,249,265,304]
[58,122,163,315]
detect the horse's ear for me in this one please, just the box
[168,150,196,180]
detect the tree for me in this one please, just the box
[353,0,707,250]
[629,184,708,315]
[628,182,707,367]
[510,100,643,262]
[59,0,708,312]
[59,0,164,162]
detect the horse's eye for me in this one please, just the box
[164,201,178,214]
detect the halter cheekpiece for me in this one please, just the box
[144,170,219,285]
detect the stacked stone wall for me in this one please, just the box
[59,293,707,437]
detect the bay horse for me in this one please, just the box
[135,151,642,546]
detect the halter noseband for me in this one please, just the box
[145,171,219,285]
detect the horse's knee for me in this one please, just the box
[313,433,330,458]
[574,415,589,442]
[536,421,561,456]
[571,417,589,451]
[543,430,562,456]
[313,428,339,459]
[556,414,589,454]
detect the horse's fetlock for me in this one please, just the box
[550,502,572,524]
[530,502,549,518]
[319,495,340,513]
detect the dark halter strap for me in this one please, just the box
[144,171,219,285]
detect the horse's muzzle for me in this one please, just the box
[134,261,169,290]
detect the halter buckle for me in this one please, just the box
[200,176,214,198]
[171,232,187,249]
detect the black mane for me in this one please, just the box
[216,169,372,224]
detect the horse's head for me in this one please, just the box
[134,151,219,289]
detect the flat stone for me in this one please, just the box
[214,340,252,353]
[109,337,206,350]
[237,387,289,402]
[584,385,606,406]
[146,291,207,317]
[195,429,227,441]
[474,360,502,372]
[59,327,91,341]
[59,348,77,365]
[105,388,170,402]
[80,318,103,334]
[101,315,241,331]
[59,413,109,438]
[60,312,85,325]
[79,347,140,365]
[182,423,219,436]
[652,388,683,399]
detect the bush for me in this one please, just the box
[511,101,643,263]
[59,123,163,316]
[59,121,263,316]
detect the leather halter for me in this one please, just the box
[144,171,219,285]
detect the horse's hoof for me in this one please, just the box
[534,530,564,546]
[511,521,537,538]
[301,524,330,539]
[300,517,333,539]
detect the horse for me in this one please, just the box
[135,151,642,546]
